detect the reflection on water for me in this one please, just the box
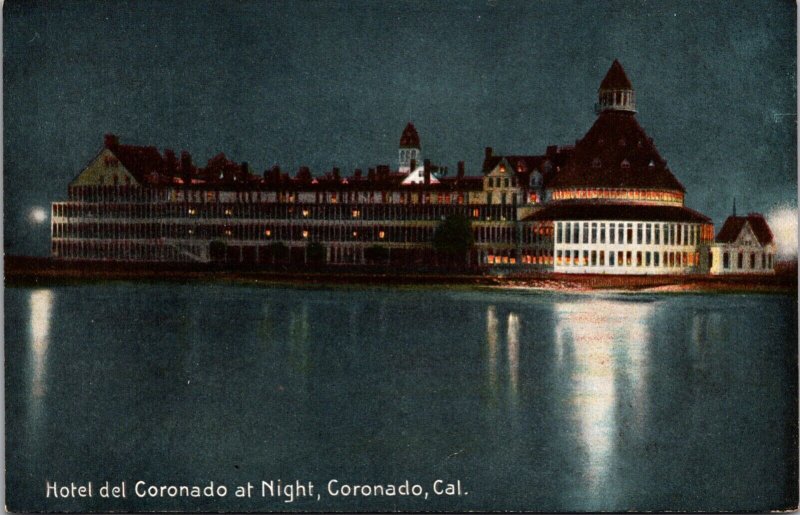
[554,297,654,499]
[5,285,795,512]
[485,306,521,414]
[506,313,520,406]
[27,289,54,443]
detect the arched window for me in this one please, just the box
[621,159,630,169]
[592,158,602,169]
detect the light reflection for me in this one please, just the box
[29,290,53,399]
[485,307,521,413]
[506,313,520,404]
[554,297,654,498]
[486,306,499,393]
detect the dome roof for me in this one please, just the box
[399,122,420,149]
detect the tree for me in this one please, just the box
[306,242,325,265]
[209,240,227,262]
[365,244,390,264]
[266,241,289,263]
[433,214,474,266]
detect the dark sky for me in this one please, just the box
[4,0,797,256]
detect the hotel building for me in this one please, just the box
[51,60,720,274]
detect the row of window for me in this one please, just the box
[556,249,700,268]
[53,203,518,222]
[722,251,773,270]
[556,221,703,246]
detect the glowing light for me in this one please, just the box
[766,204,798,259]
[29,207,48,224]
[554,297,654,496]
[29,290,53,398]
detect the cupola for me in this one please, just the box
[596,59,636,113]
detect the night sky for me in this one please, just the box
[4,0,797,256]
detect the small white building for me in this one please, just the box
[710,213,776,274]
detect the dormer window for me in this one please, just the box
[592,158,602,169]
[499,164,506,174]
[621,159,631,169]
[648,160,655,168]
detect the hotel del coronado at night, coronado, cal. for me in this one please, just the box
[50,60,777,275]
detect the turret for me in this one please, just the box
[398,122,421,173]
[596,59,636,114]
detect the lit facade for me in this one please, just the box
[51,60,717,274]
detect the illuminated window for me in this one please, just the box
[352,230,358,238]
[224,229,232,237]
[352,209,360,218]
[224,208,233,216]
[379,231,385,239]
[265,229,272,237]
[302,230,309,239]
[302,209,309,217]
[188,208,197,216]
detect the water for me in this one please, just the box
[5,284,797,512]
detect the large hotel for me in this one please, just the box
[51,60,775,275]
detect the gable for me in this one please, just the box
[734,222,761,247]
[70,149,139,187]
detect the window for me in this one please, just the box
[655,224,661,245]
[618,251,623,266]
[626,223,633,244]
[609,252,616,266]
[583,223,589,244]
[617,224,624,244]
[599,251,605,266]
[610,223,616,244]
[591,250,597,266]
[654,252,660,267]
[762,253,766,268]
[600,223,606,244]
[645,252,651,266]
[636,223,643,245]
[626,251,632,266]
[556,250,562,266]
[573,250,579,265]
[583,250,589,266]
[636,251,642,267]
[556,222,563,244]
[723,252,730,269]
[592,158,602,168]
[645,224,651,245]
[749,253,755,268]
[572,223,579,244]
[738,252,743,269]
[591,223,597,244]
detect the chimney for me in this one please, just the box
[423,159,431,185]
[485,146,493,159]
[104,133,119,149]
[457,161,465,179]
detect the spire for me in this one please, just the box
[596,59,636,114]
[399,122,420,149]
[398,122,421,173]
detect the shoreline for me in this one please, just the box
[4,256,797,294]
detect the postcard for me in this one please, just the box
[4,0,798,512]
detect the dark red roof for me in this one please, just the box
[523,202,711,223]
[599,59,633,90]
[399,122,420,149]
[546,111,685,192]
[716,214,774,245]
[110,144,164,182]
